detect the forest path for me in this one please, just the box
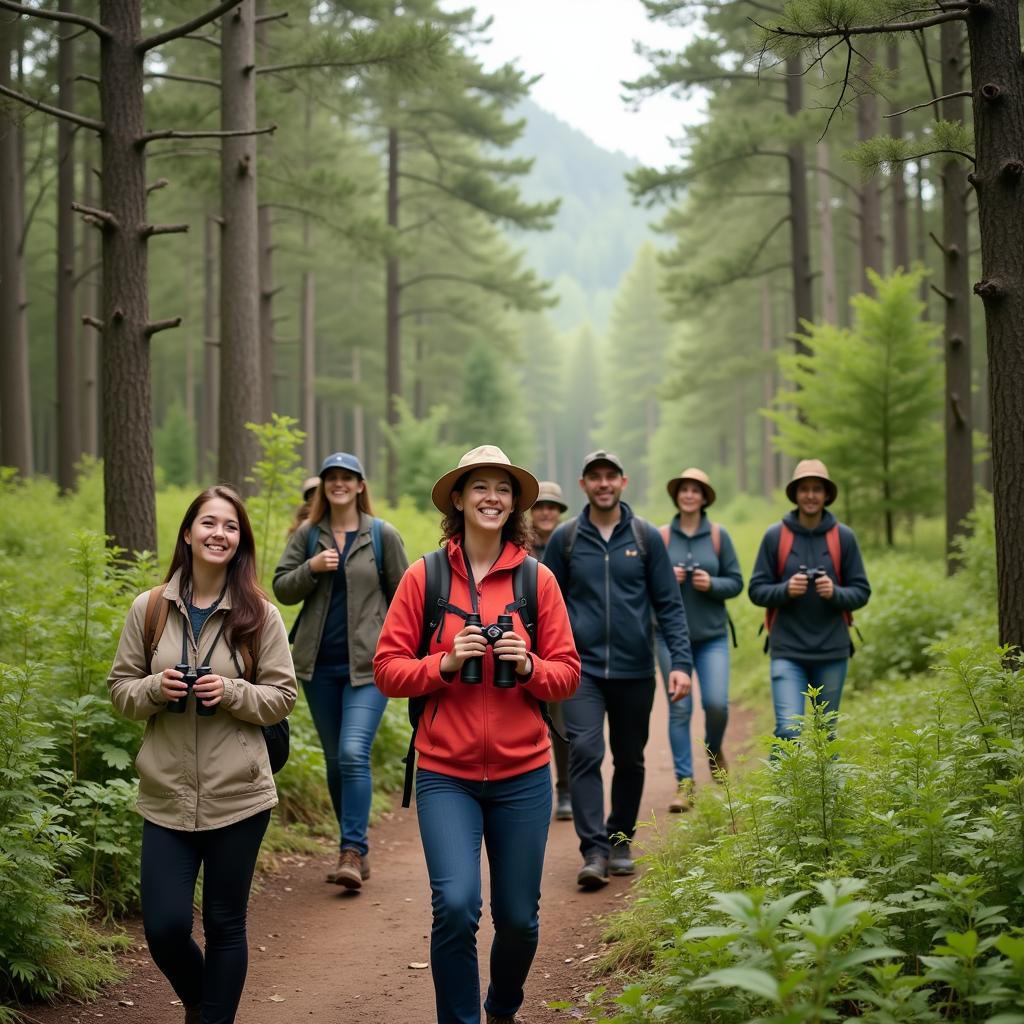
[35,690,758,1024]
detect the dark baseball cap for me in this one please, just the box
[581,449,625,476]
[319,452,365,478]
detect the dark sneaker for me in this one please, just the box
[608,845,635,876]
[576,853,609,889]
[669,778,694,813]
[555,791,573,820]
[708,750,728,780]
[485,1014,520,1023]
[333,848,366,890]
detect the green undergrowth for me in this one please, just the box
[575,639,1023,1023]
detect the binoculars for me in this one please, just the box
[799,565,827,582]
[461,613,518,687]
[676,556,701,578]
[166,662,217,716]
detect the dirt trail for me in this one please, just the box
[31,693,757,1024]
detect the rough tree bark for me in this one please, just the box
[888,42,910,270]
[218,0,262,492]
[385,125,400,501]
[939,20,974,571]
[80,140,100,457]
[735,382,748,494]
[352,347,365,463]
[0,13,33,475]
[815,142,839,324]
[785,57,813,350]
[55,0,79,492]
[299,230,316,472]
[761,278,777,498]
[257,202,274,421]
[201,211,218,481]
[916,160,930,315]
[857,52,884,293]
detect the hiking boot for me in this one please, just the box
[708,750,728,780]
[608,844,635,876]
[184,1007,200,1024]
[668,778,694,813]
[332,848,368,890]
[485,1013,520,1023]
[576,852,609,889]
[555,790,573,821]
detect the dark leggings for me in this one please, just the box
[141,810,270,1024]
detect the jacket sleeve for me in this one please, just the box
[709,528,744,601]
[748,526,791,608]
[272,522,319,606]
[108,592,167,720]
[521,564,580,703]
[831,525,871,611]
[221,604,297,725]
[382,521,410,604]
[647,524,693,674]
[541,522,569,592]
[373,560,452,698]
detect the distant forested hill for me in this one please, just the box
[511,99,659,330]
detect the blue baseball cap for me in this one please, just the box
[319,452,365,479]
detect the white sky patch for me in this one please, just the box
[442,0,705,167]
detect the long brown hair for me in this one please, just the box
[165,485,265,652]
[439,470,534,550]
[307,472,374,526]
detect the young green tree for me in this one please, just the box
[769,269,943,544]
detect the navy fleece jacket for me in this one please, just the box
[748,510,870,662]
[543,501,693,680]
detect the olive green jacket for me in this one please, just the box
[107,571,297,832]
[272,513,409,684]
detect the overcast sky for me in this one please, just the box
[442,0,704,167]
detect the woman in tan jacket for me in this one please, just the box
[108,485,296,1024]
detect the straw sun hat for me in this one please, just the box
[665,467,716,508]
[431,445,540,515]
[785,458,838,505]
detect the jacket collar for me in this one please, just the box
[163,567,235,610]
[446,535,527,582]
[315,511,373,542]
[671,511,710,538]
[783,508,837,536]
[580,499,634,538]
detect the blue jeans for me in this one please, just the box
[303,668,388,854]
[656,634,730,781]
[416,766,551,1024]
[769,657,848,740]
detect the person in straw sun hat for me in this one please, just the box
[374,444,580,1024]
[654,468,743,813]
[748,458,871,744]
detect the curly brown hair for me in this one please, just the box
[439,470,535,550]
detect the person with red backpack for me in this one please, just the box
[655,468,743,812]
[373,445,579,1024]
[748,460,871,741]
[107,486,296,1024]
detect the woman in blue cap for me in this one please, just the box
[274,453,408,889]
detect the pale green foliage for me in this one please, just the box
[381,399,463,511]
[848,120,976,177]
[154,399,196,489]
[768,269,943,536]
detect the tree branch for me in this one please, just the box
[141,222,190,238]
[138,0,242,53]
[75,73,99,85]
[759,9,969,41]
[931,283,954,302]
[929,230,950,254]
[81,314,104,331]
[145,317,183,337]
[884,89,971,118]
[145,71,220,88]
[71,201,119,229]
[0,0,111,38]
[147,178,170,195]
[0,81,104,133]
[255,11,288,24]
[138,124,276,146]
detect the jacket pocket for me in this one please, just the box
[234,730,261,782]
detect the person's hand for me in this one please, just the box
[310,548,339,573]
[160,666,188,703]
[815,574,835,600]
[194,673,225,708]
[691,568,711,592]
[673,564,686,584]
[494,631,531,676]
[667,670,692,703]
[787,572,809,597]
[439,624,488,675]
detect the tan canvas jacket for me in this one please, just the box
[108,570,297,831]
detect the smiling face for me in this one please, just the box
[675,480,706,516]
[580,463,627,512]
[322,468,364,511]
[185,497,241,569]
[454,469,515,536]
[531,501,562,536]
[795,478,827,519]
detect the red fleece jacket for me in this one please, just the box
[373,538,581,782]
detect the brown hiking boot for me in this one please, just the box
[668,778,694,813]
[332,848,367,890]
[708,750,728,780]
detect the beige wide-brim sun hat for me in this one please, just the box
[431,445,540,515]
[301,476,321,500]
[785,458,838,506]
[666,467,716,508]
[535,480,568,512]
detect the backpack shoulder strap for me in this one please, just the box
[776,522,794,578]
[825,524,843,585]
[371,517,387,597]
[630,516,649,563]
[710,521,721,556]
[304,521,319,561]
[510,556,539,650]
[143,585,170,675]
[560,516,580,562]
[658,524,670,548]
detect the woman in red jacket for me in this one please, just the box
[374,445,580,1024]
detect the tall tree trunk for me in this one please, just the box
[299,247,315,471]
[80,141,100,457]
[413,317,424,419]
[888,43,910,271]
[857,52,884,293]
[815,142,839,324]
[98,0,157,553]
[939,21,974,571]
[352,347,365,463]
[218,0,261,492]
[544,412,556,482]
[257,203,274,421]
[56,0,79,492]
[916,160,930,316]
[966,0,1024,648]
[761,279,777,499]
[201,211,218,481]
[785,57,813,350]
[385,125,401,502]
[735,382,748,494]
[0,14,33,475]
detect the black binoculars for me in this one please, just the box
[676,556,701,577]
[799,565,827,582]
[166,662,217,716]
[461,613,517,687]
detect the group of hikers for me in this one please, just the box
[107,445,871,1024]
